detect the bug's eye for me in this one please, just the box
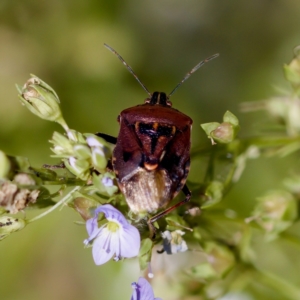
[117,115,121,123]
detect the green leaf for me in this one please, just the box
[223,110,239,126]
[200,122,220,136]
[138,238,153,270]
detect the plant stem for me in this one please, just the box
[27,186,81,223]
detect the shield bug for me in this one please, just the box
[98,44,218,234]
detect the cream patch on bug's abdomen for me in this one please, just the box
[119,167,173,214]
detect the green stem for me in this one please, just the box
[203,148,215,183]
[255,267,300,300]
[27,186,81,223]
[192,135,300,157]
[42,178,85,186]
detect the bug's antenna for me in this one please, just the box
[104,44,152,98]
[168,53,219,97]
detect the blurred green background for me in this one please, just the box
[1,1,300,299]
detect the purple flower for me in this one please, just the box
[131,277,162,300]
[84,204,140,265]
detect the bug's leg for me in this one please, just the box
[95,132,117,145]
[148,184,192,239]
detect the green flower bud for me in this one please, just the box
[0,216,26,240]
[201,111,239,144]
[64,157,91,181]
[211,122,235,143]
[67,129,87,143]
[50,131,75,157]
[249,190,297,240]
[50,130,112,180]
[0,151,11,179]
[17,75,68,129]
[73,144,92,160]
[85,134,111,172]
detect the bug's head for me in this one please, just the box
[144,92,172,107]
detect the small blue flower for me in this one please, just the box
[131,277,162,300]
[162,230,188,254]
[84,204,140,265]
[102,176,114,187]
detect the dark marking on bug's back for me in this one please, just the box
[139,123,155,136]
[123,151,132,162]
[151,137,158,154]
[161,153,181,170]
[157,125,173,136]
[138,123,175,138]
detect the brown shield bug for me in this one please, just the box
[98,44,218,235]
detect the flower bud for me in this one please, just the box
[67,129,87,143]
[50,131,111,180]
[73,144,91,160]
[0,216,26,240]
[50,131,85,158]
[65,157,90,181]
[211,122,235,143]
[201,111,239,144]
[17,75,68,128]
[85,134,110,172]
[249,190,297,240]
[0,173,42,214]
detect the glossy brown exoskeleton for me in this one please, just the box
[113,91,192,215]
[98,44,218,230]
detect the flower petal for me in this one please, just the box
[92,228,115,265]
[95,204,128,225]
[85,216,98,236]
[119,224,141,258]
[131,277,162,300]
